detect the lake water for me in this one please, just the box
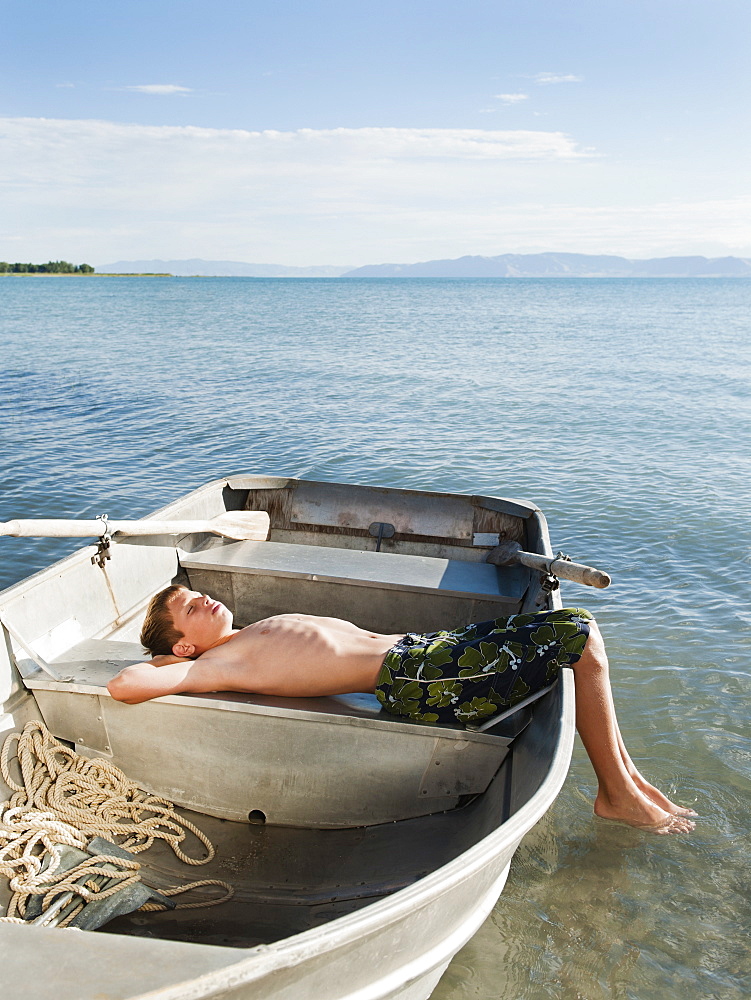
[1,276,749,998]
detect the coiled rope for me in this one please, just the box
[0,721,233,926]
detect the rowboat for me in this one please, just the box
[0,474,603,1000]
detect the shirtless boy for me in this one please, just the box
[108,586,697,835]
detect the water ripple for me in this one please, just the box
[1,276,750,999]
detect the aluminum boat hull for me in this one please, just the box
[0,475,575,1000]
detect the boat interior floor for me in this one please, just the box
[101,772,511,948]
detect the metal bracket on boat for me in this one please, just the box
[91,514,112,569]
[540,551,572,593]
[369,521,396,552]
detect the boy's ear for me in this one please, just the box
[172,640,196,658]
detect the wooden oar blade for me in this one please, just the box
[210,511,270,541]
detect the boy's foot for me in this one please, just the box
[594,790,696,835]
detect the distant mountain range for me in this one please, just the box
[96,253,751,278]
[344,252,751,278]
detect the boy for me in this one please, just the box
[108,586,696,834]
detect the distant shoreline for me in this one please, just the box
[1,272,172,277]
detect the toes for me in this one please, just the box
[652,816,696,835]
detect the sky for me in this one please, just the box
[1,0,749,266]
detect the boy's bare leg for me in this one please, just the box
[570,621,695,834]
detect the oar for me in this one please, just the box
[487,540,611,589]
[0,511,271,542]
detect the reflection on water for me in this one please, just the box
[1,276,749,998]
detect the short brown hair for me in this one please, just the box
[140,584,186,656]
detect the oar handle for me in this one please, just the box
[487,540,611,589]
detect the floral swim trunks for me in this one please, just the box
[375,608,593,725]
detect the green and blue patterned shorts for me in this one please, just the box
[375,608,592,725]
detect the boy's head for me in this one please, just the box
[140,584,186,656]
[140,585,233,658]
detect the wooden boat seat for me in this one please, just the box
[178,539,528,632]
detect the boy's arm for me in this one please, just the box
[107,656,220,704]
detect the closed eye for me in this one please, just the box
[186,606,193,615]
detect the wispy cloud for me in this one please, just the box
[3,116,743,263]
[0,120,591,226]
[124,84,193,95]
[494,93,529,105]
[534,73,583,85]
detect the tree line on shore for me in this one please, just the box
[0,260,94,274]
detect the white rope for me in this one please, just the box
[0,721,233,926]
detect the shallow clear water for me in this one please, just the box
[1,276,749,997]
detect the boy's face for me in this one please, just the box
[168,587,233,656]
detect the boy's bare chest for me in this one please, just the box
[218,620,336,665]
